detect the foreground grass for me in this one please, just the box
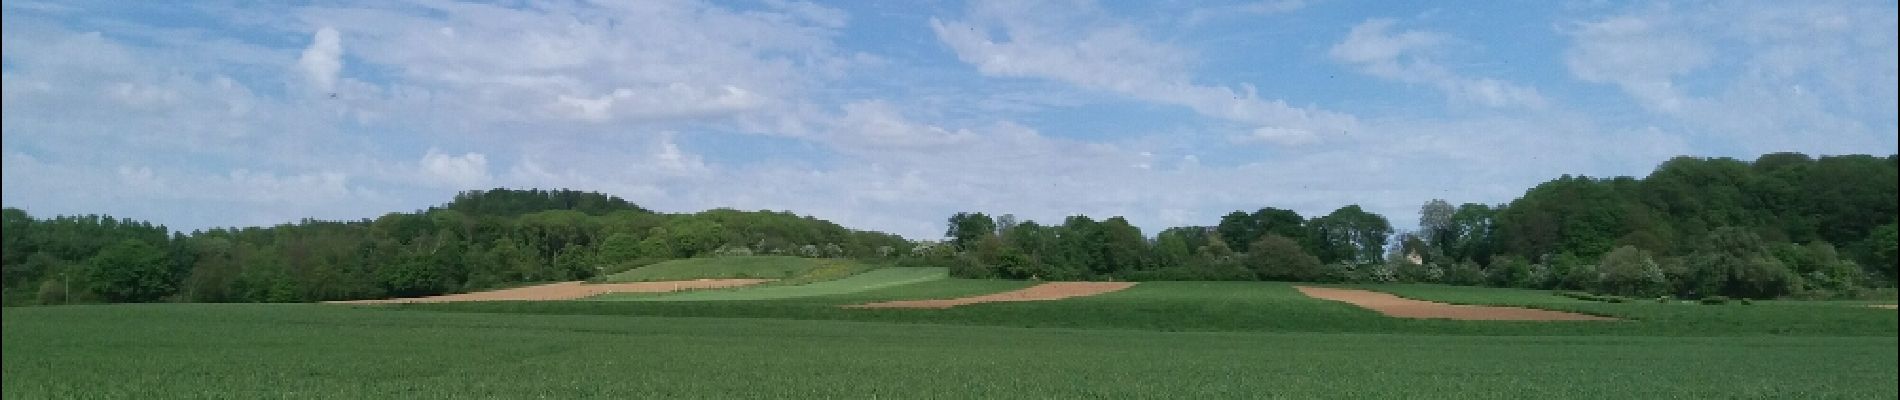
[593,267,949,301]
[594,256,867,283]
[5,304,1894,399]
[405,281,1899,336]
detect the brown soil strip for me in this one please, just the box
[843,282,1137,309]
[325,279,772,304]
[1294,286,1617,321]
[1871,304,1898,310]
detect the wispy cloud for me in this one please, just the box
[1331,18,1547,109]
[931,0,1358,146]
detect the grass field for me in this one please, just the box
[405,280,1899,336]
[591,267,948,301]
[593,256,869,284]
[3,304,1894,399]
[5,281,1896,398]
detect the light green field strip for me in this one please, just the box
[597,256,827,283]
[592,267,949,301]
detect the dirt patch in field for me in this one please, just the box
[1871,304,1898,310]
[1295,286,1617,321]
[843,282,1137,309]
[326,279,772,304]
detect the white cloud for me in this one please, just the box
[932,0,1358,143]
[419,149,490,188]
[1185,0,1309,25]
[1560,12,1707,113]
[3,1,1890,241]
[1236,126,1319,146]
[297,27,343,93]
[764,0,849,29]
[827,101,978,152]
[1560,2,1897,153]
[298,1,852,125]
[1331,19,1547,109]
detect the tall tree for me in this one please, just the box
[1308,205,1392,265]
[1446,203,1497,265]
[1099,217,1148,274]
[85,239,177,303]
[1417,199,1456,262]
[1216,211,1256,253]
[945,212,996,251]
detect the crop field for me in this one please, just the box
[399,280,1898,336]
[593,256,868,283]
[4,301,1895,399]
[591,267,949,301]
[5,280,1895,398]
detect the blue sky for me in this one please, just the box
[4,0,1896,239]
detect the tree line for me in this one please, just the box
[1,188,910,305]
[923,153,1897,299]
[3,153,1894,305]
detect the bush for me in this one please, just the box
[1487,256,1533,288]
[1597,246,1668,297]
[1244,235,1324,282]
[1443,261,1485,286]
[947,258,994,279]
[1686,228,1798,299]
[1318,263,1355,283]
[1363,262,1398,283]
[1700,296,1730,305]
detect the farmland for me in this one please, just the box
[4,297,1895,399]
[593,256,870,284]
[401,279,1898,337]
[591,267,950,301]
[7,263,1897,399]
[9,249,1900,399]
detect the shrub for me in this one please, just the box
[1364,262,1399,283]
[1443,261,1485,286]
[1559,259,1599,291]
[1318,263,1355,283]
[1487,256,1533,288]
[1685,228,1799,299]
[1244,235,1324,282]
[1598,246,1668,297]
[1525,263,1555,289]
[1700,296,1729,305]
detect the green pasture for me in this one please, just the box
[593,256,868,283]
[591,267,949,301]
[4,304,1894,399]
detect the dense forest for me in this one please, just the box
[1,189,910,305]
[921,153,1898,299]
[3,153,1895,305]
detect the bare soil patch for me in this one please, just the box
[326,279,771,304]
[1871,304,1898,310]
[1295,286,1617,321]
[844,282,1137,309]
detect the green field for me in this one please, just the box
[591,267,949,301]
[406,280,1898,336]
[5,281,1896,398]
[593,256,868,284]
